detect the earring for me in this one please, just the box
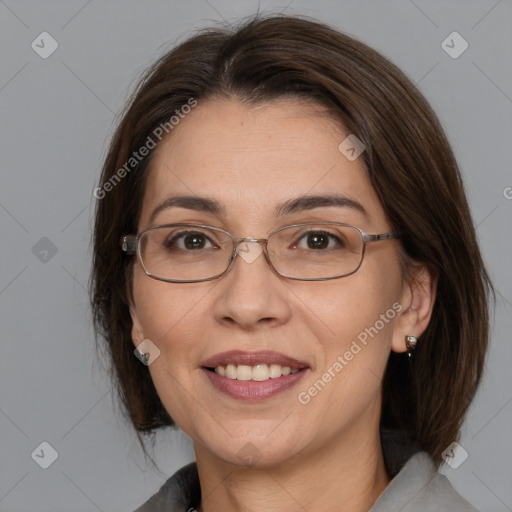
[405,335,418,359]
[135,338,149,366]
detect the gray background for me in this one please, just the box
[1,0,511,511]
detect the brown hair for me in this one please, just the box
[90,14,493,465]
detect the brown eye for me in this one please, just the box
[183,234,207,250]
[294,231,344,250]
[165,231,215,251]
[305,233,330,249]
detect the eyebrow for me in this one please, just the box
[274,194,368,219]
[149,193,368,224]
[149,196,225,224]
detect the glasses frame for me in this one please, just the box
[121,222,400,283]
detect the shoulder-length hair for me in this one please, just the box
[91,15,493,465]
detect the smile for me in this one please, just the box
[209,363,299,381]
[200,350,310,400]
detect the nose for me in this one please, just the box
[212,240,292,331]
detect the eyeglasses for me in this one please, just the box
[121,222,400,283]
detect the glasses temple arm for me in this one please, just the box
[363,232,401,243]
[121,235,138,254]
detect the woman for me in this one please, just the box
[91,15,493,512]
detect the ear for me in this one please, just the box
[129,301,145,349]
[391,264,437,353]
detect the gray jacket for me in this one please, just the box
[134,432,479,511]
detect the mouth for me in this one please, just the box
[200,350,310,400]
[203,363,300,381]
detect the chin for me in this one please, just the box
[197,431,307,470]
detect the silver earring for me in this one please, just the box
[405,335,418,359]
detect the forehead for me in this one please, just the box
[140,98,388,231]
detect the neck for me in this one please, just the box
[195,427,390,512]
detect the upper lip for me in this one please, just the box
[200,350,309,370]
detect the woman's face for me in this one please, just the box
[130,98,418,467]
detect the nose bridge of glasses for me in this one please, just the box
[232,237,268,246]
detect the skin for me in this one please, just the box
[130,98,436,512]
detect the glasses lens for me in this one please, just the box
[268,224,363,279]
[139,225,232,281]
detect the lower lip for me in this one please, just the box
[201,368,309,401]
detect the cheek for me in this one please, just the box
[296,249,403,368]
[132,271,210,430]
[293,274,402,428]
[303,276,401,341]
[132,269,208,358]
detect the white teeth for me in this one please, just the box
[252,364,269,381]
[214,363,301,381]
[225,364,237,379]
[236,364,252,381]
[269,364,282,379]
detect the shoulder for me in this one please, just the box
[370,452,480,512]
[132,462,200,512]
